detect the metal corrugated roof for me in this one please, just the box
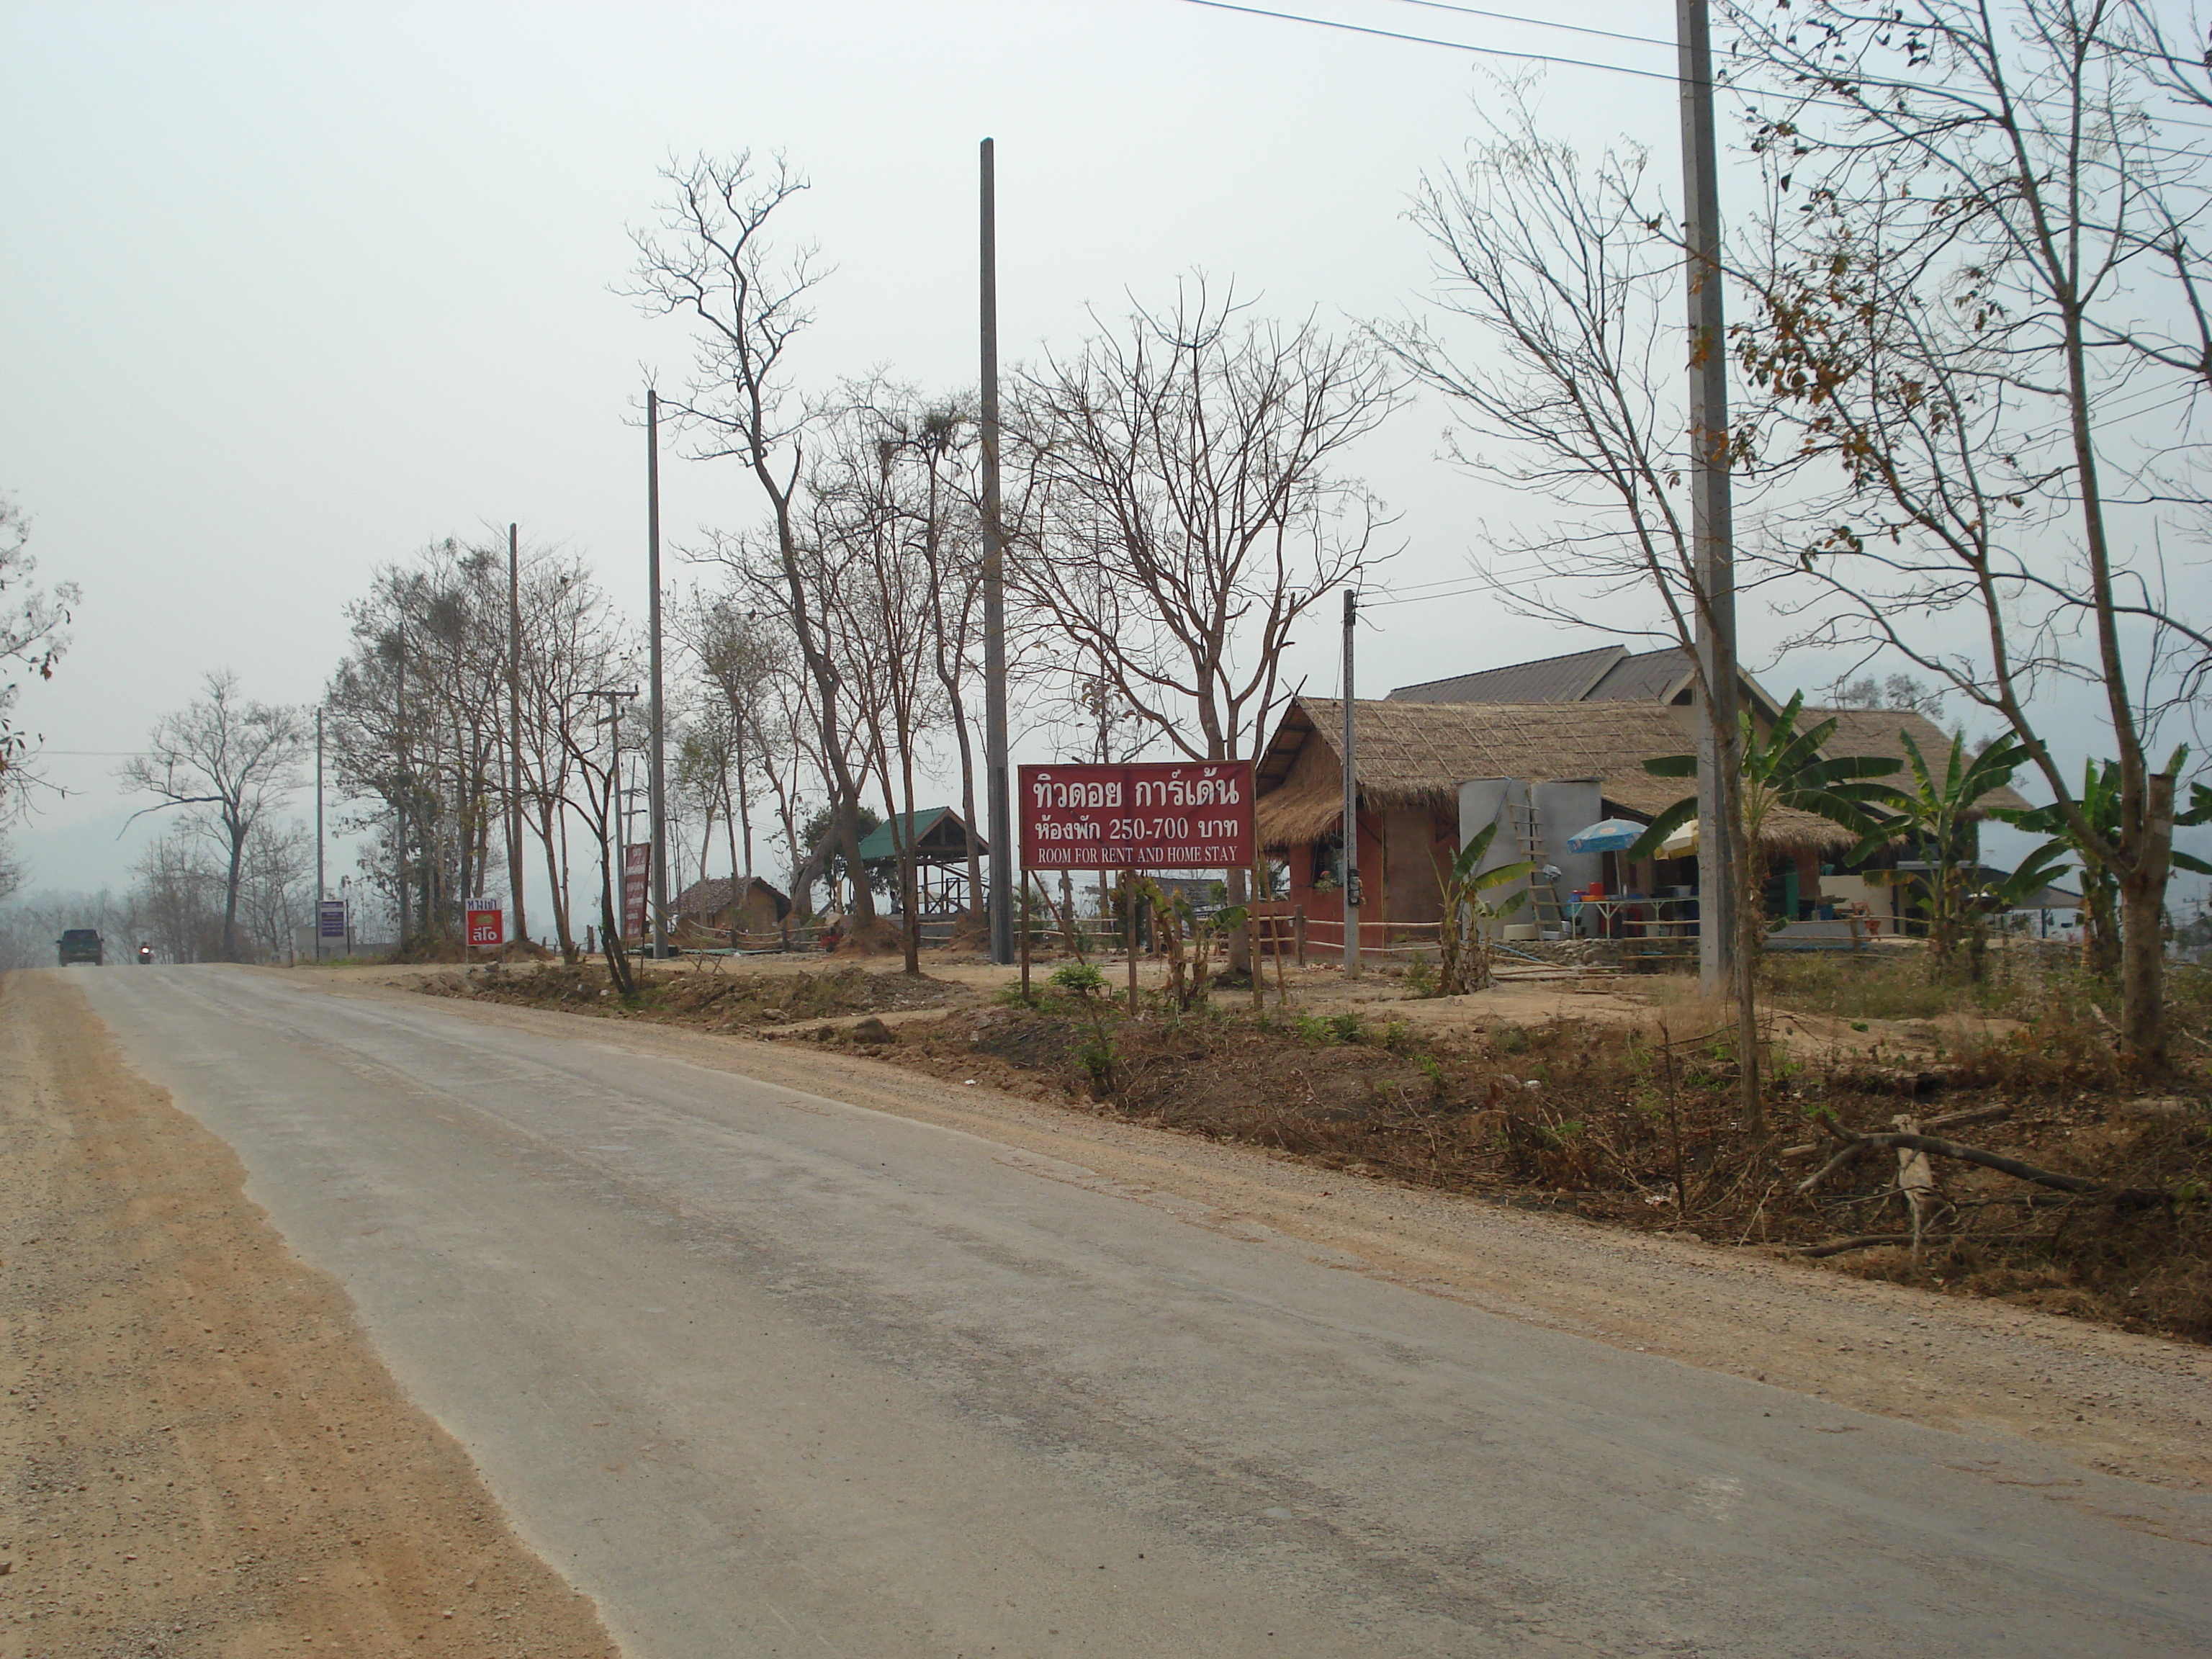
[1385,646,1625,704]
[1584,646,1696,702]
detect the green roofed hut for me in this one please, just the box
[855,807,989,920]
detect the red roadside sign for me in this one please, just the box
[465,898,504,948]
[1019,760,1254,871]
[621,844,649,938]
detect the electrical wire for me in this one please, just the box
[1184,0,2212,138]
[1181,0,1682,84]
[1388,0,1670,53]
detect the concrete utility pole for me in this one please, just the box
[315,707,325,963]
[508,522,527,945]
[981,137,1014,966]
[1678,0,1740,995]
[1341,588,1360,979]
[395,623,410,946]
[647,390,671,961]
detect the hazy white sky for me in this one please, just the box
[1,0,2192,903]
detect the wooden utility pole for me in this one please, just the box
[508,522,527,947]
[1341,588,1360,978]
[981,137,1014,966]
[1678,0,1740,996]
[647,390,671,961]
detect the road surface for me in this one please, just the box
[75,966,2212,1657]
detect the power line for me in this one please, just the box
[1185,0,2212,137]
[1388,0,1669,53]
[1180,0,1681,84]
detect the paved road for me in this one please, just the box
[77,966,2212,1658]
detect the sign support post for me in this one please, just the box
[1019,759,1256,1018]
[1126,872,1138,1015]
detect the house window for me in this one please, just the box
[1311,827,1345,889]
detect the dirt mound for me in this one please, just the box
[431,961,970,1032]
[826,916,906,957]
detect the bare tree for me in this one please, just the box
[676,590,787,891]
[1015,279,1395,768]
[0,491,77,827]
[516,557,628,960]
[238,817,315,962]
[1375,86,1771,1123]
[120,671,307,961]
[626,152,876,925]
[1015,279,1397,966]
[1724,0,2212,1068]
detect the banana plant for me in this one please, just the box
[1626,692,1908,896]
[1847,729,2072,968]
[1431,819,1537,995]
[1998,753,2212,978]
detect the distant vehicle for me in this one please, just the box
[137,943,153,965]
[56,929,103,966]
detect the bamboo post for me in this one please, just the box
[1294,906,1307,966]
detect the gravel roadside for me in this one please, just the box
[0,970,621,1659]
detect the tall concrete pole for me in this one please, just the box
[981,138,1014,965]
[1678,0,1740,995]
[647,389,671,961]
[1341,588,1361,978]
[508,522,528,946]
[315,706,325,963]
[395,623,410,946]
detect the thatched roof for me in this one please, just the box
[1255,698,1860,853]
[1806,708,2032,813]
[674,874,791,922]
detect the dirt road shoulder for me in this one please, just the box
[0,970,620,1659]
[321,968,2212,1498]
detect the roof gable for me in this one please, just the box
[855,807,988,863]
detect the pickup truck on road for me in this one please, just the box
[56,928,103,966]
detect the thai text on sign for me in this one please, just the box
[1018,760,1254,871]
[622,844,649,938]
[464,897,504,948]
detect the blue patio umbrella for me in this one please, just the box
[1564,817,1647,854]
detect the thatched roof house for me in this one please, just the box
[1256,698,1862,855]
[673,874,791,938]
[1252,665,2031,951]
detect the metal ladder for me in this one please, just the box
[1504,800,1568,936]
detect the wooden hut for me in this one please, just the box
[673,875,792,944]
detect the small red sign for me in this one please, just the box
[622,844,650,938]
[465,902,504,948]
[1019,760,1255,871]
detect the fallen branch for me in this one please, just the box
[1846,1130,2098,1195]
[1797,1123,2175,1216]
[1781,1104,2010,1162]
